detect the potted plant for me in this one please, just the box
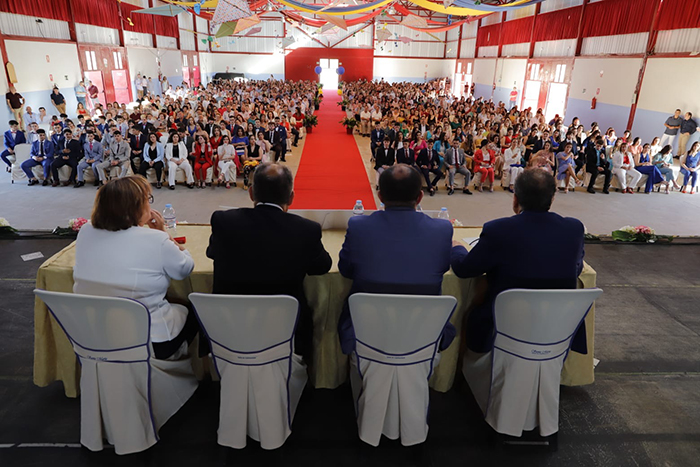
[337,99,349,111]
[313,96,321,111]
[339,116,357,135]
[304,114,318,134]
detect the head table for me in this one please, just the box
[33,224,597,398]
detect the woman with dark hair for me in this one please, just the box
[73,176,197,360]
[138,133,165,189]
[556,141,583,193]
[242,136,263,189]
[652,144,679,194]
[217,134,236,189]
[634,143,664,193]
[192,134,213,188]
[680,142,700,193]
[529,140,555,173]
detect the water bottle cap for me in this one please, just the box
[441,207,447,211]
[356,200,362,203]
[165,204,172,208]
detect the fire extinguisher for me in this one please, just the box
[591,97,597,109]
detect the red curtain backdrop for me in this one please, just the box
[72,0,120,29]
[120,2,155,35]
[500,16,533,45]
[582,0,655,37]
[284,48,373,82]
[1,0,70,22]
[533,6,582,42]
[476,23,500,48]
[658,0,700,30]
[155,16,180,38]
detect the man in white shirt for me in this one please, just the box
[23,106,38,126]
[135,74,145,99]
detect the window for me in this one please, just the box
[554,64,566,83]
[529,63,541,81]
[85,51,94,70]
[193,55,198,67]
[183,55,188,67]
[467,62,472,74]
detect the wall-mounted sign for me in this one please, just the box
[49,74,53,81]
[46,55,50,63]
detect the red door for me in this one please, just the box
[182,67,190,88]
[84,71,106,108]
[191,66,201,88]
[111,70,131,105]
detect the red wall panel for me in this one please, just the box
[72,0,120,29]
[476,23,500,48]
[500,16,534,45]
[1,0,70,22]
[284,48,373,82]
[582,0,655,38]
[658,0,700,30]
[533,6,582,42]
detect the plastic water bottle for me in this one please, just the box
[379,203,385,211]
[438,207,450,220]
[353,200,364,216]
[163,204,177,237]
[416,204,423,212]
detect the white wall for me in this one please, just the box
[493,58,526,104]
[565,57,642,132]
[127,46,161,97]
[209,53,284,80]
[372,58,452,83]
[633,57,700,150]
[5,40,82,117]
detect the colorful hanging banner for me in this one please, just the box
[276,0,393,16]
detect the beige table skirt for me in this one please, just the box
[33,225,597,398]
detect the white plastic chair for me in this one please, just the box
[10,143,31,183]
[34,289,198,455]
[463,288,603,441]
[348,293,457,447]
[188,293,307,450]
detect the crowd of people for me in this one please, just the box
[2,78,319,190]
[343,80,699,196]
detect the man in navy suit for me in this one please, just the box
[370,121,385,159]
[21,129,53,185]
[338,164,456,354]
[451,169,585,353]
[50,129,82,186]
[128,125,146,174]
[416,139,443,196]
[1,120,26,171]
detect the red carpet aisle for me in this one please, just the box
[292,92,377,210]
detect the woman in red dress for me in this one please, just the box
[191,134,213,188]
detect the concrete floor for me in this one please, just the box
[1,239,700,466]
[2,133,699,236]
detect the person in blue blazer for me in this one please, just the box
[1,120,26,171]
[451,168,586,354]
[21,129,54,185]
[338,164,456,355]
[138,132,165,188]
[75,132,103,187]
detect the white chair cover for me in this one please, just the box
[348,293,457,447]
[34,289,198,455]
[188,293,307,450]
[463,288,603,438]
[10,143,31,182]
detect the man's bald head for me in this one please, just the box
[379,164,423,208]
[252,163,294,207]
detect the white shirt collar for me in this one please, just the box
[258,202,283,211]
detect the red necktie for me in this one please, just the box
[90,142,93,151]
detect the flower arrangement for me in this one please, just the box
[69,217,88,232]
[339,116,357,127]
[0,217,18,236]
[53,217,88,236]
[303,114,318,128]
[612,225,673,243]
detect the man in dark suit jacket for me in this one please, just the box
[206,163,332,361]
[373,137,395,189]
[416,139,443,196]
[395,145,415,166]
[128,126,147,173]
[264,117,287,163]
[1,120,26,170]
[451,169,586,353]
[370,121,385,159]
[50,129,82,186]
[338,164,456,355]
[21,129,54,185]
[178,127,194,165]
[585,137,611,194]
